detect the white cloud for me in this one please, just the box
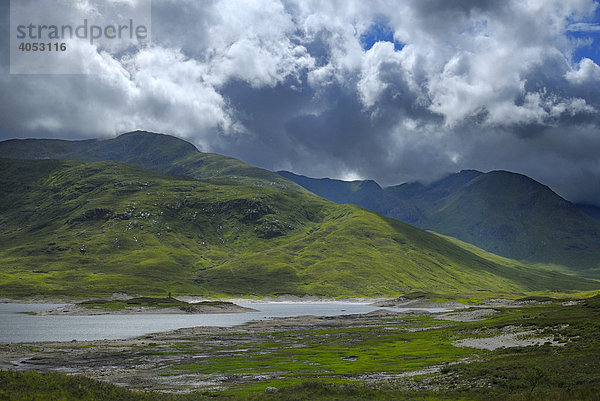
[566,57,600,83]
[567,22,600,31]
[357,42,400,108]
[10,0,597,133]
[122,47,234,143]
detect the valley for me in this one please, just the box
[3,1,600,399]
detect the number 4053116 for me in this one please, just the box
[18,42,67,52]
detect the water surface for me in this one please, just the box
[0,302,449,343]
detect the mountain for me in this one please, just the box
[1,158,595,298]
[277,171,423,223]
[0,131,304,190]
[577,203,600,221]
[279,170,600,276]
[277,171,410,216]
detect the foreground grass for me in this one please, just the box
[0,371,170,401]
[3,370,599,401]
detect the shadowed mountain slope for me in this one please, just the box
[279,170,600,276]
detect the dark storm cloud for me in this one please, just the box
[217,66,453,184]
[1,0,600,203]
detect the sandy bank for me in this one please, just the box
[453,330,564,350]
[35,302,256,316]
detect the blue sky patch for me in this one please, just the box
[360,21,404,51]
[567,6,600,63]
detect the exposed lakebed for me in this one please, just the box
[0,298,582,395]
[0,301,450,343]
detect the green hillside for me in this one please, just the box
[0,158,596,298]
[279,170,600,276]
[0,131,304,190]
[389,171,600,275]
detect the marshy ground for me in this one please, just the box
[1,295,600,400]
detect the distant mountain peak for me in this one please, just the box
[119,130,158,136]
[109,130,200,152]
[458,169,483,175]
[117,130,191,141]
[280,167,600,273]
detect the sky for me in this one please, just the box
[1,0,600,205]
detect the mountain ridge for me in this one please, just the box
[3,131,598,282]
[0,131,305,191]
[279,169,600,275]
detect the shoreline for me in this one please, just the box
[34,302,257,316]
[0,294,391,304]
[0,295,557,318]
[0,301,576,394]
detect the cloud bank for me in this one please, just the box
[1,0,600,204]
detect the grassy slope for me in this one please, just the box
[5,134,598,274]
[280,170,600,275]
[410,172,600,274]
[0,131,305,191]
[0,371,169,401]
[0,158,597,298]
